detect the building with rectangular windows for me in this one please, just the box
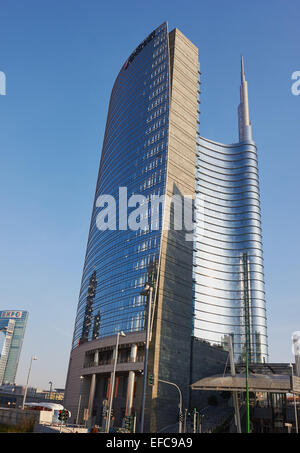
[64,22,268,432]
[0,311,28,385]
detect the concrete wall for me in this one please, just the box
[0,407,52,428]
[190,339,229,409]
[34,424,88,433]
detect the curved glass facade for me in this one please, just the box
[72,23,170,348]
[193,136,268,362]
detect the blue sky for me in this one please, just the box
[0,0,299,389]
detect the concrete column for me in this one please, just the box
[130,344,138,362]
[125,344,138,416]
[85,350,99,426]
[87,373,96,426]
[94,350,99,367]
[126,371,135,416]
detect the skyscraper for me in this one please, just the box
[0,310,28,385]
[65,22,268,432]
[65,22,199,432]
[193,58,268,363]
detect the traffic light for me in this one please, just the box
[58,409,69,422]
[125,415,133,431]
[148,373,154,386]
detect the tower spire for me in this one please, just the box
[241,55,245,82]
[238,56,252,141]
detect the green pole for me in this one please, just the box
[246,349,250,433]
[243,251,251,433]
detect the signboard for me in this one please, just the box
[123,30,156,70]
[1,311,23,319]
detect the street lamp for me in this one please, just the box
[289,362,299,433]
[22,355,37,410]
[76,376,84,425]
[184,408,188,433]
[140,282,153,433]
[199,414,205,433]
[105,331,126,433]
[48,381,53,399]
[158,379,183,433]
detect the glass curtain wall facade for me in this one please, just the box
[193,61,268,362]
[72,23,170,348]
[0,311,28,384]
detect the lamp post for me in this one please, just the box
[48,381,53,400]
[76,376,84,425]
[22,355,37,410]
[158,379,183,434]
[246,348,250,433]
[289,363,299,434]
[140,282,153,433]
[105,331,126,433]
[199,414,204,433]
[184,408,188,433]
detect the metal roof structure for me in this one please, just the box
[192,371,300,394]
